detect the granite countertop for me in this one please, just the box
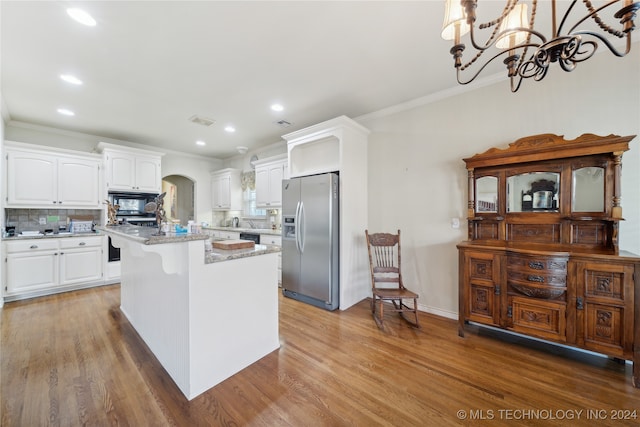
[95,225,209,245]
[3,231,102,240]
[205,244,280,264]
[203,226,282,236]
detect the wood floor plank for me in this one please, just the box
[2,284,640,426]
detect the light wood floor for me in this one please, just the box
[2,284,640,426]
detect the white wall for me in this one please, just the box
[162,154,222,225]
[360,42,640,319]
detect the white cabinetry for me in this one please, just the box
[96,142,164,193]
[4,236,103,300]
[104,151,162,193]
[59,237,103,285]
[206,229,240,240]
[211,168,241,211]
[5,240,59,294]
[254,154,288,208]
[260,234,282,285]
[5,142,101,208]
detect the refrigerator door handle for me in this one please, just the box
[299,201,305,253]
[295,201,301,252]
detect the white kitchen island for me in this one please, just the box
[97,225,281,400]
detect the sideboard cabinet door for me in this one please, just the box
[574,260,635,358]
[460,250,502,328]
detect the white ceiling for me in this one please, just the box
[0,1,623,158]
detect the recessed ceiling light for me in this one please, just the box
[224,126,236,133]
[236,146,248,154]
[57,108,75,116]
[66,8,97,26]
[196,140,206,146]
[60,74,83,85]
[271,104,284,112]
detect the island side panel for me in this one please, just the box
[116,237,192,398]
[188,247,280,399]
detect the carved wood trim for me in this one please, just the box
[463,134,635,169]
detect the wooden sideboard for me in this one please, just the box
[457,133,640,387]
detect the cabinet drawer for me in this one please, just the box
[507,270,567,287]
[5,239,59,253]
[510,297,566,342]
[260,235,282,246]
[59,236,102,249]
[507,254,567,273]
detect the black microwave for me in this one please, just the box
[108,192,159,217]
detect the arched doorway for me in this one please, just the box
[162,174,195,225]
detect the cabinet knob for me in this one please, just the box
[79,242,86,246]
[30,245,38,249]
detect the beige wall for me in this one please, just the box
[360,43,640,319]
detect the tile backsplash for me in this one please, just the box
[5,208,102,234]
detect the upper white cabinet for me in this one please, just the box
[211,168,241,211]
[254,154,288,208]
[103,149,162,193]
[5,142,102,208]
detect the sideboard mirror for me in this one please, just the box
[572,166,605,212]
[475,176,498,212]
[507,172,559,213]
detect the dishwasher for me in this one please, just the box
[239,232,260,244]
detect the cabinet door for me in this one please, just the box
[6,151,57,206]
[58,157,101,207]
[59,247,103,285]
[106,152,136,190]
[267,164,284,206]
[6,250,59,294]
[574,260,635,357]
[256,162,285,207]
[255,167,269,207]
[135,156,161,192]
[212,175,230,210]
[461,250,501,327]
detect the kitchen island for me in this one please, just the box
[97,225,281,400]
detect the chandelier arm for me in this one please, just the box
[567,0,627,36]
[466,0,516,51]
[456,48,523,85]
[572,30,633,56]
[510,74,525,93]
[556,0,579,36]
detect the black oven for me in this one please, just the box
[108,237,120,262]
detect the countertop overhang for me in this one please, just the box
[96,225,209,245]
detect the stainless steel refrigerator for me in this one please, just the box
[281,172,339,311]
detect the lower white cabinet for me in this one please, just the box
[4,236,103,298]
[59,238,103,285]
[215,230,241,240]
[260,234,282,285]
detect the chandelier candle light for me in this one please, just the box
[441,0,639,92]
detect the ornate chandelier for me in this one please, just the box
[441,0,639,92]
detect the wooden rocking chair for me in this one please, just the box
[365,229,420,329]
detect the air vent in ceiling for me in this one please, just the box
[189,115,216,127]
[274,119,293,128]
